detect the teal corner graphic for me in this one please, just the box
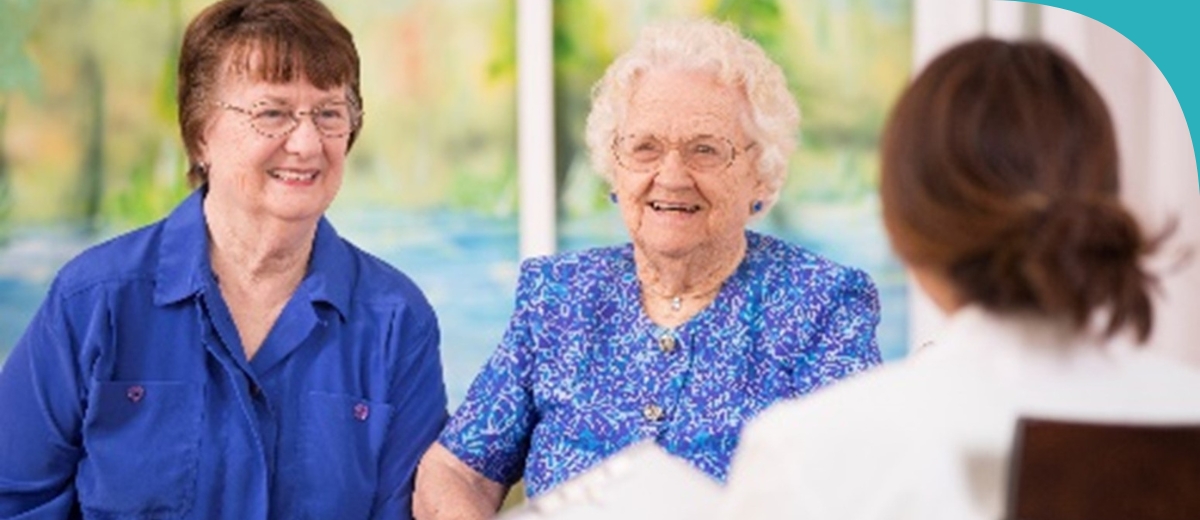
[1012,0,1200,190]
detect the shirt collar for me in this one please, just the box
[928,304,1122,365]
[154,187,354,320]
[303,216,353,321]
[155,188,210,306]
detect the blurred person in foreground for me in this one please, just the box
[722,37,1200,520]
[0,0,446,518]
[414,19,882,519]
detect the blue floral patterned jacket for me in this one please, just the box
[439,230,881,496]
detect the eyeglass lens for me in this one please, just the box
[615,134,735,172]
[248,101,356,138]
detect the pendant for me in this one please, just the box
[670,296,682,312]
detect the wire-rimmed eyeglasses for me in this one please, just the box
[216,100,362,139]
[612,133,755,173]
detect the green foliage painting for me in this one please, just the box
[553,0,913,359]
[554,0,910,217]
[0,0,522,405]
[0,0,912,401]
[0,0,519,230]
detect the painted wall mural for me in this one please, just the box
[554,0,912,363]
[0,0,910,407]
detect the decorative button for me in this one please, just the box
[643,404,664,422]
[353,403,370,421]
[658,334,676,353]
[126,385,145,403]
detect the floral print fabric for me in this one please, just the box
[439,230,882,496]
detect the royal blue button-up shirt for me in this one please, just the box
[0,190,447,519]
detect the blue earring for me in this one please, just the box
[751,200,764,214]
[609,192,618,204]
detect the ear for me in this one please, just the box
[751,174,771,205]
[195,137,210,169]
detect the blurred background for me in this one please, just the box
[4,1,1196,410]
[0,0,913,407]
[909,0,1199,370]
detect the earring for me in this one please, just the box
[192,161,210,178]
[609,192,618,204]
[751,200,764,214]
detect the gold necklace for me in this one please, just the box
[642,283,723,313]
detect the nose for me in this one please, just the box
[283,114,323,157]
[654,148,695,188]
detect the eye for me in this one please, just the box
[632,141,658,153]
[315,106,349,121]
[252,108,291,122]
[684,137,734,170]
[625,137,664,160]
[687,138,726,157]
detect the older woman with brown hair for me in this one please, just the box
[721,37,1200,520]
[415,19,882,519]
[0,1,446,518]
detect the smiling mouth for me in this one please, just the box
[649,201,702,213]
[268,169,319,182]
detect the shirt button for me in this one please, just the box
[126,385,145,403]
[658,334,676,353]
[643,404,664,422]
[353,403,370,421]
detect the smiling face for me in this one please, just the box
[199,71,350,227]
[612,69,765,259]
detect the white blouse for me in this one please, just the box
[721,305,1200,520]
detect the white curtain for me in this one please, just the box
[909,0,1200,366]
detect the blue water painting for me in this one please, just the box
[0,204,906,409]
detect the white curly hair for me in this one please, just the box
[584,18,800,212]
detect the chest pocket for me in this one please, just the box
[77,380,203,518]
[298,391,394,520]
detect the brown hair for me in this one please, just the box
[178,0,361,186]
[881,38,1160,341]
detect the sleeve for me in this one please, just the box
[372,300,449,520]
[435,259,542,486]
[0,284,87,519]
[794,266,883,392]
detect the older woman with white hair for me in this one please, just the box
[414,18,882,519]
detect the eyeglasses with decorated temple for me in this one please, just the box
[612,133,756,173]
[215,99,362,139]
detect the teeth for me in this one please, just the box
[650,201,700,213]
[269,169,317,182]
